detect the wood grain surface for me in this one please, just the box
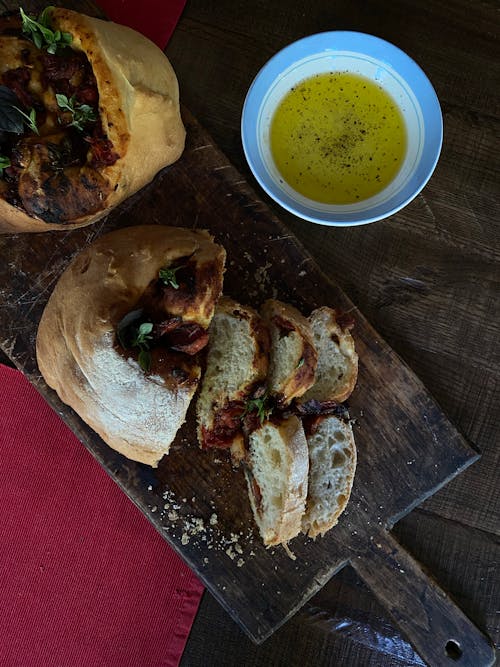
[0,1,498,665]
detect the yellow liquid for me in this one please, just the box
[270,72,407,204]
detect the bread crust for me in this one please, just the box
[36,225,225,466]
[0,8,185,233]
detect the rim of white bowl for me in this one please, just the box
[241,31,443,226]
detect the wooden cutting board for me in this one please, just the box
[0,108,495,667]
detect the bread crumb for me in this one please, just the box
[254,261,272,292]
[183,517,205,535]
[210,513,218,525]
[181,534,190,545]
[237,558,245,567]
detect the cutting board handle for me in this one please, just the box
[351,528,495,667]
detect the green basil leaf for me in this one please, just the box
[116,308,144,349]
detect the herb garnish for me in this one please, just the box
[131,322,153,372]
[20,7,72,54]
[159,265,185,289]
[13,106,39,135]
[56,94,97,132]
[296,357,305,369]
[0,156,10,176]
[243,392,273,425]
[116,309,154,373]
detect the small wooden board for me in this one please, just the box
[0,109,494,666]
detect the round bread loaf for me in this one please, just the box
[0,8,185,233]
[36,225,226,466]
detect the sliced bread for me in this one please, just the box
[261,299,317,407]
[300,307,358,404]
[245,416,309,546]
[301,416,356,538]
[196,297,269,460]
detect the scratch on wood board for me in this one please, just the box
[418,193,437,223]
[191,144,212,152]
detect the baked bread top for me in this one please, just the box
[0,8,185,233]
[36,225,225,466]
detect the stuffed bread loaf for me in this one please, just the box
[36,225,225,466]
[0,8,185,233]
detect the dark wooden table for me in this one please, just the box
[163,1,499,665]
[0,1,498,665]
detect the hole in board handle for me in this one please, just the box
[445,639,463,660]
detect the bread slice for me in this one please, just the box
[196,297,269,460]
[261,299,317,407]
[300,307,358,404]
[245,416,309,546]
[298,307,358,537]
[301,416,356,538]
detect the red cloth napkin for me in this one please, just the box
[0,364,204,667]
[96,0,187,49]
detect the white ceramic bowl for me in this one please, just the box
[241,31,443,226]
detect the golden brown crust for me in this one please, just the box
[36,225,225,466]
[0,8,185,233]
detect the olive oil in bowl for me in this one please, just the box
[269,72,407,205]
